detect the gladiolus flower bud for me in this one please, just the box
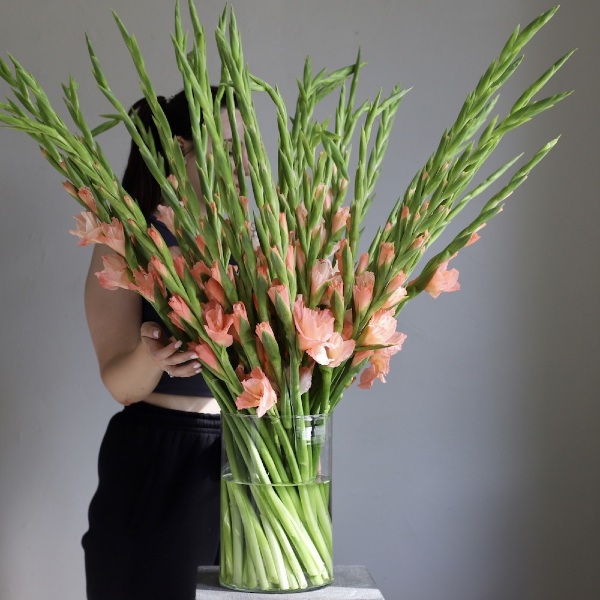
[378,242,395,267]
[356,253,369,275]
[77,186,97,212]
[332,206,350,234]
[63,181,78,199]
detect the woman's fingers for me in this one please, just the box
[139,322,202,377]
[166,358,203,378]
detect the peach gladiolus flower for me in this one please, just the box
[323,332,355,367]
[353,271,375,313]
[358,331,407,389]
[156,204,176,235]
[205,278,227,307]
[235,367,278,417]
[425,260,461,299]
[293,297,335,364]
[100,218,126,256]
[96,254,129,290]
[310,259,335,299]
[358,308,397,346]
[189,341,222,374]
[130,267,158,302]
[203,300,234,347]
[168,294,195,331]
[69,211,103,246]
[352,349,372,368]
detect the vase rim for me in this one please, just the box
[221,412,330,420]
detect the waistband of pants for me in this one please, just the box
[121,401,221,433]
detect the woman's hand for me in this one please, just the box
[140,322,203,378]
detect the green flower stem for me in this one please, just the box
[219,477,234,581]
[260,513,291,589]
[227,483,271,589]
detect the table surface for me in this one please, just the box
[196,565,385,599]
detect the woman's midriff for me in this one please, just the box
[145,392,220,414]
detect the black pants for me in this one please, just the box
[82,402,221,600]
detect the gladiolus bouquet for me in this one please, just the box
[0,2,572,592]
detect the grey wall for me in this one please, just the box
[0,1,597,599]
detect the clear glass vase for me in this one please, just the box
[219,412,333,593]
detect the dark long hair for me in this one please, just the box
[122,87,223,217]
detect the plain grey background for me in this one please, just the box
[0,1,597,599]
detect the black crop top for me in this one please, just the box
[142,216,213,397]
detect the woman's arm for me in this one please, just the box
[84,244,201,405]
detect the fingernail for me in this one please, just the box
[193,362,202,370]
[174,341,182,349]
[153,330,160,339]
[189,353,198,360]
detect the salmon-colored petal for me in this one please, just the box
[96,254,129,290]
[293,297,335,354]
[69,211,103,246]
[353,271,375,314]
[101,218,126,256]
[235,367,278,417]
[189,341,222,374]
[358,309,397,346]
[77,186,97,212]
[425,260,461,299]
[156,204,176,235]
[204,278,226,307]
[203,300,233,347]
[332,206,350,234]
[378,242,395,267]
[324,332,356,367]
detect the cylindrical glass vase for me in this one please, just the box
[219,412,333,593]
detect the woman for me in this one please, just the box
[82,89,249,600]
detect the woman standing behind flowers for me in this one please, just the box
[81,88,249,600]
